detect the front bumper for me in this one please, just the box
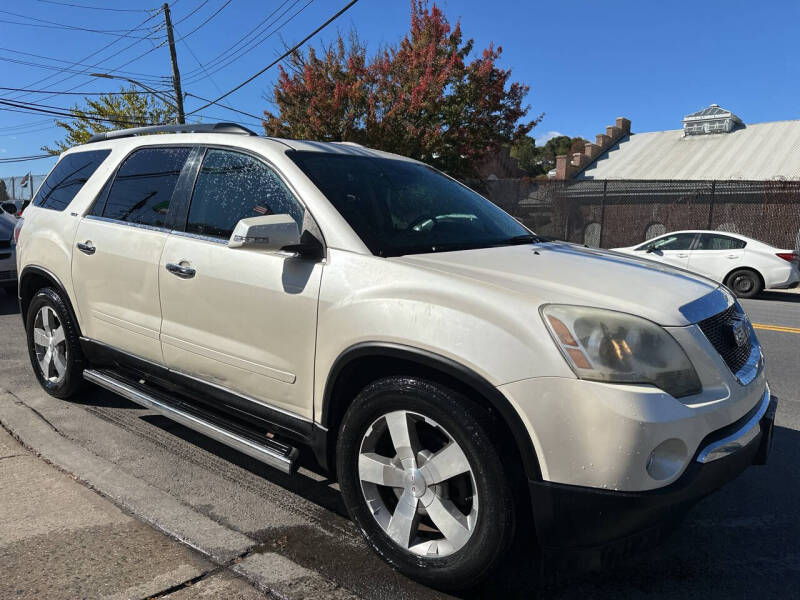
[530,392,777,566]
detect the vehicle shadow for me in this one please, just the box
[0,291,20,316]
[758,290,800,303]
[97,384,800,599]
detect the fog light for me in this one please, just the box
[646,438,688,481]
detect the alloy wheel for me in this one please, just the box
[358,410,478,557]
[32,306,68,384]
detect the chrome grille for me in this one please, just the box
[697,304,752,374]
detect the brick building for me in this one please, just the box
[531,105,800,249]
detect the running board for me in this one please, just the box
[83,369,298,474]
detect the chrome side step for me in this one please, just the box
[83,369,298,474]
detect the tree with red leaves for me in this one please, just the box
[263,1,539,179]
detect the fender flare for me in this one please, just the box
[18,265,82,335]
[321,342,542,481]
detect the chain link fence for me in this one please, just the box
[468,178,800,251]
[0,174,46,208]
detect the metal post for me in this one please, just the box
[163,3,185,124]
[599,180,607,247]
[707,180,716,229]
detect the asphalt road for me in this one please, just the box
[1,289,799,599]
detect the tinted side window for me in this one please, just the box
[649,233,696,251]
[186,149,304,239]
[103,147,190,227]
[32,150,110,211]
[697,234,746,250]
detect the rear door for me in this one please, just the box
[638,232,697,270]
[687,233,746,282]
[72,146,193,363]
[158,148,322,420]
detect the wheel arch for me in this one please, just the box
[18,265,82,335]
[723,266,764,291]
[320,342,543,485]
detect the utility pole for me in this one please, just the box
[163,3,185,124]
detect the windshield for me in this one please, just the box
[288,151,533,257]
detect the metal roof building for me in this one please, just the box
[576,106,800,181]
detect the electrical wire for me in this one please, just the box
[173,0,232,41]
[4,9,165,101]
[180,0,300,83]
[186,0,360,115]
[184,92,263,121]
[35,0,155,12]
[0,85,172,96]
[0,47,167,81]
[0,153,54,164]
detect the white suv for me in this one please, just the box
[15,124,776,590]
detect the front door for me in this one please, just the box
[72,146,192,363]
[158,148,322,420]
[640,232,697,270]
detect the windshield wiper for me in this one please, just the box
[504,234,544,245]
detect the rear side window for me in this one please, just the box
[697,234,746,250]
[32,149,110,211]
[102,147,191,228]
[186,149,304,239]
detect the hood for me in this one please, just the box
[392,242,723,326]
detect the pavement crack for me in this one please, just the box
[141,566,221,599]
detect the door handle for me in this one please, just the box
[676,253,689,258]
[76,241,95,255]
[166,262,196,279]
[726,254,739,259]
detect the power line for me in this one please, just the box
[174,0,232,41]
[4,9,165,101]
[173,0,210,26]
[0,46,167,81]
[186,0,360,116]
[0,100,160,126]
[0,153,53,164]
[0,85,173,96]
[36,0,154,12]
[184,92,263,121]
[180,0,300,82]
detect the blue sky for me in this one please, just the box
[1,0,799,178]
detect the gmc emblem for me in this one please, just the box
[732,318,749,348]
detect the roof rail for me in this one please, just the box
[87,122,258,143]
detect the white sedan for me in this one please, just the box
[612,230,800,298]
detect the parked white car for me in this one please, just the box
[613,230,799,298]
[0,211,18,294]
[15,124,776,590]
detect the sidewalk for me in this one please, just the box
[0,425,267,600]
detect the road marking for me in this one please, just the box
[752,323,800,334]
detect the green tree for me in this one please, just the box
[510,135,589,177]
[43,86,177,154]
[264,1,540,179]
[509,136,542,176]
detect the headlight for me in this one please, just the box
[541,305,701,398]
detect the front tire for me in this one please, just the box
[336,377,515,590]
[725,269,763,299]
[25,287,85,399]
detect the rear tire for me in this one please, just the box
[725,269,763,299]
[336,376,515,591]
[25,287,85,399]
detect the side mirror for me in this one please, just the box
[228,214,300,251]
[646,245,658,253]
